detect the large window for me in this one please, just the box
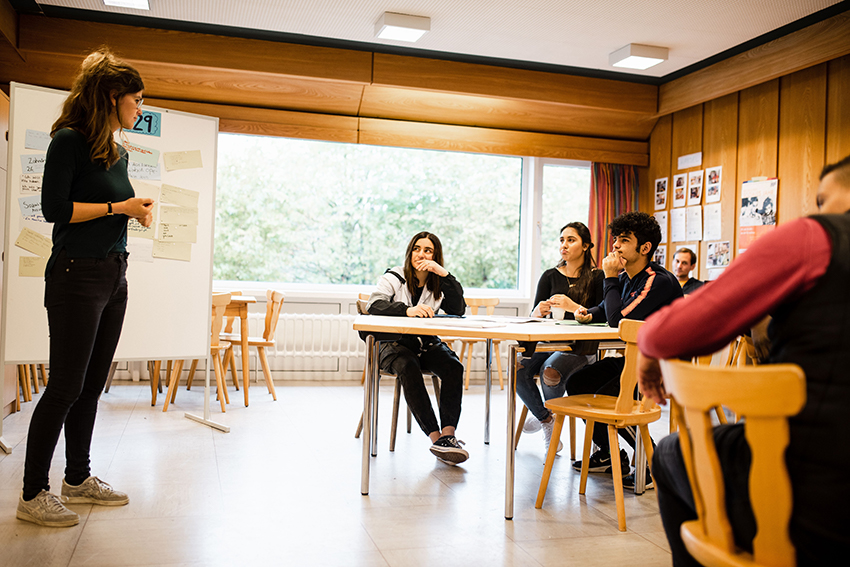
[539,163,591,271]
[215,134,523,289]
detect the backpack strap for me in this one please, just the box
[384,268,405,285]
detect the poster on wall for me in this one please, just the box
[707,241,731,268]
[705,166,722,203]
[653,245,666,267]
[687,170,703,206]
[673,174,687,208]
[654,178,668,210]
[738,178,778,253]
[654,211,668,243]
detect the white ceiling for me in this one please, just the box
[35,0,845,78]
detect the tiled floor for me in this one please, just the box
[0,381,673,567]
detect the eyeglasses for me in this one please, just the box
[135,98,144,109]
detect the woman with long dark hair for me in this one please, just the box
[17,48,154,527]
[366,231,469,464]
[516,222,604,454]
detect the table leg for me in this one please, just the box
[485,338,492,445]
[241,308,250,406]
[505,343,518,520]
[361,334,376,495]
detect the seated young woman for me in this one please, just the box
[516,222,604,454]
[366,231,469,465]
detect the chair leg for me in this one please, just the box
[569,417,576,460]
[515,404,529,449]
[579,420,595,494]
[30,364,39,394]
[639,424,656,479]
[162,361,182,412]
[608,425,627,532]
[168,360,184,404]
[464,341,473,390]
[494,341,505,390]
[258,347,277,400]
[228,347,240,390]
[21,366,32,402]
[186,359,199,390]
[149,361,161,406]
[39,364,48,386]
[390,379,402,451]
[355,413,363,438]
[213,352,227,413]
[669,398,679,433]
[713,406,728,424]
[535,414,565,508]
[407,407,412,433]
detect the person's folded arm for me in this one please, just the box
[438,274,465,316]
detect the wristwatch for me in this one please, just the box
[107,202,113,216]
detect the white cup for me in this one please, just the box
[550,307,566,320]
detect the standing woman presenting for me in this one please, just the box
[17,49,154,527]
[367,231,469,465]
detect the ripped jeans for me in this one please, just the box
[515,350,594,422]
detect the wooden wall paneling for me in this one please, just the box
[358,118,648,165]
[659,12,850,115]
[778,64,827,223]
[736,79,779,253]
[667,106,703,272]
[359,85,657,140]
[826,55,850,162]
[701,93,738,281]
[644,115,672,255]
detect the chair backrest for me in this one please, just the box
[262,290,285,341]
[465,297,499,316]
[222,290,242,334]
[693,339,737,367]
[731,335,758,367]
[659,359,806,567]
[211,293,232,348]
[612,319,648,414]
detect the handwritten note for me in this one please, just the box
[19,256,48,278]
[128,218,155,240]
[163,150,202,171]
[122,140,160,167]
[25,129,51,151]
[15,227,52,257]
[21,174,43,194]
[161,184,199,208]
[160,206,198,226]
[18,195,47,223]
[127,161,161,181]
[153,241,191,262]
[159,223,197,243]
[129,179,160,202]
[20,154,46,174]
[126,239,154,263]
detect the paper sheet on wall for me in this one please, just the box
[130,179,161,201]
[126,238,154,263]
[703,203,722,241]
[127,162,161,181]
[163,150,203,171]
[705,166,722,203]
[25,129,51,151]
[654,178,668,210]
[20,174,43,194]
[159,223,197,243]
[152,241,191,262]
[18,195,47,223]
[160,206,198,226]
[686,205,702,241]
[707,241,731,268]
[19,256,48,277]
[21,153,46,174]
[673,174,687,208]
[15,227,52,258]
[654,211,668,243]
[670,208,687,242]
[687,170,703,206]
[652,245,666,266]
[161,184,199,208]
[122,140,160,167]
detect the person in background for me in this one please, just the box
[17,48,154,528]
[367,231,468,465]
[569,211,682,488]
[516,222,604,454]
[672,247,704,295]
[638,155,850,566]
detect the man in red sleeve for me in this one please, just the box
[637,155,850,566]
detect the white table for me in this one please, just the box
[353,315,621,519]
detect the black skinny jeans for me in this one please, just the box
[379,341,463,436]
[23,250,128,499]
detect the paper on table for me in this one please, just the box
[703,202,722,241]
[163,150,202,171]
[21,154,46,174]
[423,319,504,328]
[152,241,191,262]
[670,208,687,242]
[19,256,48,277]
[159,223,197,243]
[160,206,198,226]
[161,184,199,208]
[126,238,154,263]
[15,227,52,257]
[25,129,51,151]
[20,174,43,194]
[122,140,160,167]
[127,162,161,181]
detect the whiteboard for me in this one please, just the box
[1,83,218,364]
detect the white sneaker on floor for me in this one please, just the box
[522,415,542,434]
[540,418,563,454]
[17,490,80,528]
[62,476,129,506]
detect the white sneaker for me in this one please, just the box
[522,415,542,434]
[17,490,80,527]
[540,418,563,454]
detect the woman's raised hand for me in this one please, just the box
[406,305,435,318]
[414,259,448,277]
[534,300,552,317]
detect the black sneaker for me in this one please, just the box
[623,468,654,490]
[430,435,469,465]
[572,448,630,475]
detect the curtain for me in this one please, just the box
[588,163,639,265]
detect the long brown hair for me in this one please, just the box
[403,231,445,299]
[557,222,597,306]
[51,47,144,168]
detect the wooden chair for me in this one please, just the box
[458,297,504,390]
[217,289,284,403]
[535,319,661,532]
[16,364,47,404]
[354,297,442,451]
[163,293,232,413]
[659,358,806,567]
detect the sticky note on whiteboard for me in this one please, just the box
[153,241,191,262]
[19,256,48,277]
[122,140,160,167]
[163,150,202,171]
